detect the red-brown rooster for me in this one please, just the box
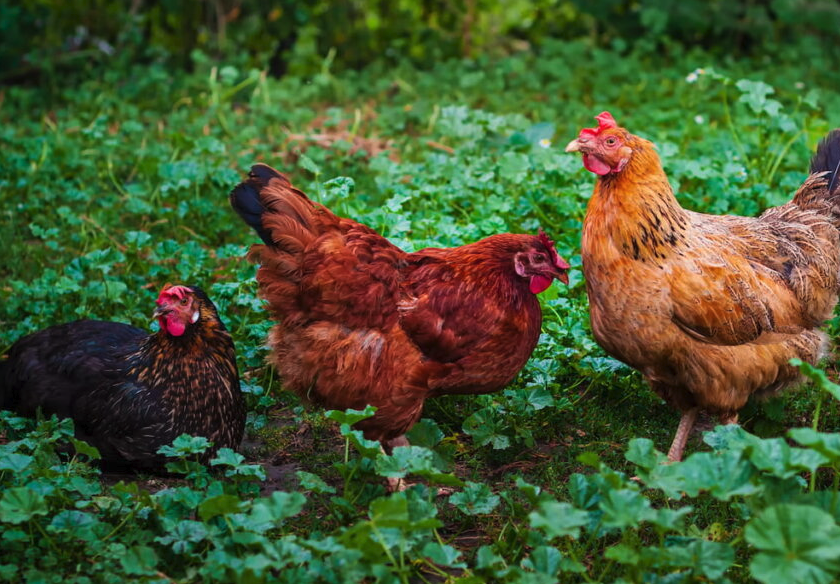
[230,164,569,474]
[0,285,245,469]
[566,111,840,461]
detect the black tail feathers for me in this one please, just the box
[229,164,287,246]
[810,129,840,196]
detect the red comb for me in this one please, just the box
[538,229,571,270]
[579,111,618,139]
[156,284,191,304]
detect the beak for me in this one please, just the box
[565,139,583,153]
[557,271,569,286]
[152,305,170,320]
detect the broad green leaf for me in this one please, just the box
[0,452,33,473]
[449,481,500,515]
[646,450,758,500]
[69,437,101,460]
[462,407,511,450]
[0,565,17,580]
[369,496,409,527]
[375,445,434,478]
[529,501,589,540]
[498,152,530,184]
[567,473,601,510]
[324,176,355,200]
[158,434,212,457]
[746,504,840,584]
[625,438,664,470]
[522,387,554,410]
[325,406,377,426]
[155,520,210,553]
[650,506,693,531]
[684,539,735,580]
[210,448,245,467]
[368,495,440,531]
[747,436,827,477]
[422,542,465,568]
[521,545,563,576]
[475,545,505,570]
[789,428,840,462]
[406,418,445,448]
[197,494,242,521]
[599,488,656,529]
[120,545,159,576]
[605,544,640,565]
[736,79,774,114]
[297,471,336,494]
[644,538,735,579]
[48,510,100,543]
[344,428,383,458]
[515,476,542,503]
[299,153,322,175]
[0,488,48,524]
[247,491,306,530]
[707,425,826,476]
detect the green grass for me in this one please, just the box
[2,40,840,582]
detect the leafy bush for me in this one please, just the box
[5,0,840,85]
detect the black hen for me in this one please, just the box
[0,285,245,469]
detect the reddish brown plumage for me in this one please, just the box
[230,164,569,448]
[568,114,840,461]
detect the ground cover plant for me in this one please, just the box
[2,36,840,583]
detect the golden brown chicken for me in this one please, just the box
[230,164,569,466]
[566,112,840,461]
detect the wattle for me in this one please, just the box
[529,275,552,294]
[583,154,612,176]
[165,316,187,337]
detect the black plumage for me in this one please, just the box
[810,128,840,195]
[0,285,245,469]
[230,167,274,246]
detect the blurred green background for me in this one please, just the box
[4,0,840,86]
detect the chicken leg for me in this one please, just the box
[667,407,698,462]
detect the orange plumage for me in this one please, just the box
[567,112,840,461]
[230,164,569,456]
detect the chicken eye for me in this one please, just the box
[605,137,617,147]
[180,297,189,306]
[533,253,546,263]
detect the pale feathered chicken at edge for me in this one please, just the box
[567,111,840,461]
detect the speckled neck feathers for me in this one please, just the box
[584,137,690,262]
[132,309,242,444]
